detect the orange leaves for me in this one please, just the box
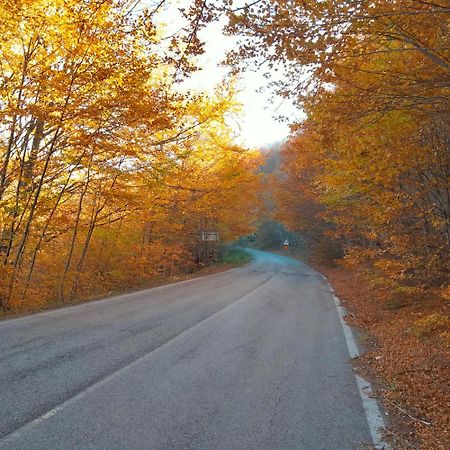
[0,2,263,311]
[262,0,449,290]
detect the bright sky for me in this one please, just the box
[154,2,303,149]
[190,21,301,149]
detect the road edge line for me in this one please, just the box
[0,274,276,445]
[320,274,389,449]
[1,266,244,324]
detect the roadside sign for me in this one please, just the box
[201,231,219,242]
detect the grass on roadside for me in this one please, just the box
[220,248,253,265]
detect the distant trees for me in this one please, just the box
[0,0,261,311]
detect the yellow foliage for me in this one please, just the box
[410,314,450,340]
[0,1,262,312]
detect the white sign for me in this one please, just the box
[201,231,219,242]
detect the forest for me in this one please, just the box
[225,0,449,300]
[3,1,447,311]
[0,1,448,447]
[0,0,262,311]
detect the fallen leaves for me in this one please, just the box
[321,264,449,450]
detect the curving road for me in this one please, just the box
[0,249,379,449]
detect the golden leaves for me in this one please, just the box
[0,1,262,311]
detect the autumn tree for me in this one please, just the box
[224,0,449,295]
[0,0,262,311]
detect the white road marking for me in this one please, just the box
[321,274,389,449]
[1,267,241,324]
[0,274,275,446]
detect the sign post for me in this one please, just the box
[201,231,219,242]
[200,230,219,264]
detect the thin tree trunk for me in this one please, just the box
[68,199,101,302]
[8,72,76,302]
[68,171,121,301]
[0,37,37,201]
[25,147,88,290]
[59,178,90,303]
[2,120,34,263]
[4,127,61,307]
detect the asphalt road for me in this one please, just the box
[0,249,377,449]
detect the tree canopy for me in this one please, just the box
[0,0,262,310]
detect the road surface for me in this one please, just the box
[0,249,380,449]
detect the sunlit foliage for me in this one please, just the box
[227,0,449,297]
[0,0,261,311]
